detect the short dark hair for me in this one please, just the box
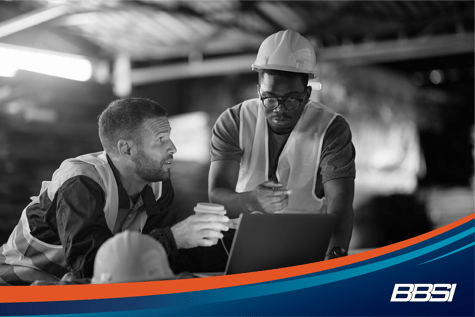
[258,69,309,87]
[98,97,168,153]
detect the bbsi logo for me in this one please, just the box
[391,284,456,302]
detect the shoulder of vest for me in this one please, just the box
[54,153,108,189]
[239,98,260,116]
[306,100,337,114]
[241,98,260,108]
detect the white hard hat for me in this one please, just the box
[252,29,318,78]
[92,231,175,284]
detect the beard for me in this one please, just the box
[132,147,171,183]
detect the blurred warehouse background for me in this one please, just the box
[0,0,473,251]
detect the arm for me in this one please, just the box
[323,177,354,259]
[208,108,252,218]
[208,160,246,218]
[319,116,356,259]
[51,176,113,279]
[143,178,179,254]
[208,160,288,218]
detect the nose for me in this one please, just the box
[169,139,177,154]
[273,102,288,113]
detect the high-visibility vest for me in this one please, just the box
[0,152,162,279]
[236,99,337,213]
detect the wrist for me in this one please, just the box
[243,191,259,213]
[325,246,348,260]
[170,225,183,249]
[149,227,180,253]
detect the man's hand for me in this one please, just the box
[208,161,291,217]
[248,179,290,214]
[171,214,230,249]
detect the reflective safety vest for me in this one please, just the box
[236,99,337,213]
[0,152,162,279]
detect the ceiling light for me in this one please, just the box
[0,44,92,81]
[429,70,444,85]
[0,66,17,78]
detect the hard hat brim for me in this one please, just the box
[252,64,318,79]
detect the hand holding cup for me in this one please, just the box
[194,203,228,243]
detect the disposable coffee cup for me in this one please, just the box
[194,202,226,244]
[194,202,226,216]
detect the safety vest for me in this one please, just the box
[236,99,337,213]
[0,152,162,279]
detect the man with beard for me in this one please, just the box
[209,30,355,259]
[0,97,229,285]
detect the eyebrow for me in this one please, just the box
[260,90,304,97]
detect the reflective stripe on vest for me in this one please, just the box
[1,151,162,278]
[237,99,337,213]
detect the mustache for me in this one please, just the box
[162,155,174,162]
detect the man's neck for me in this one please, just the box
[121,176,147,199]
[128,192,141,205]
[107,154,147,199]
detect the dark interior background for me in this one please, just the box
[0,1,473,251]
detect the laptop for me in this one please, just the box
[195,213,337,277]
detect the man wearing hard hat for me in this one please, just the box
[0,98,229,285]
[209,30,355,259]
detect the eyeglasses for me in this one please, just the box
[258,89,307,111]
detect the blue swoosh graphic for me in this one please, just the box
[192,227,475,302]
[419,241,475,265]
[1,225,473,317]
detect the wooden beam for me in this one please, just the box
[318,33,474,66]
[0,5,71,39]
[131,54,255,85]
[129,32,474,84]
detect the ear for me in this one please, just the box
[256,84,260,96]
[305,85,312,101]
[117,139,132,157]
[306,85,312,96]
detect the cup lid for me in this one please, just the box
[195,202,225,211]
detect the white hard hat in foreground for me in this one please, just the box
[92,231,175,284]
[252,29,318,78]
